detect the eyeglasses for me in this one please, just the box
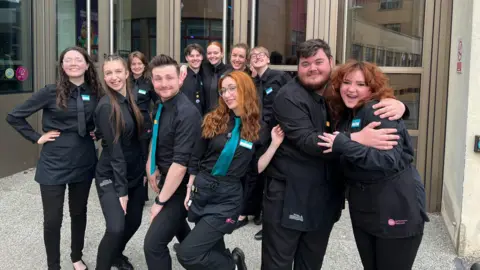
[218,85,237,96]
[250,53,267,59]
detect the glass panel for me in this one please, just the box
[114,0,156,60]
[0,0,33,94]
[387,73,420,130]
[57,0,99,61]
[252,0,307,65]
[181,0,230,60]
[344,0,424,66]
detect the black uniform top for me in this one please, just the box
[131,75,158,135]
[180,67,205,115]
[200,62,228,113]
[188,115,270,181]
[153,92,202,193]
[253,68,291,128]
[6,83,97,185]
[333,100,428,238]
[266,78,344,232]
[94,91,144,197]
[222,64,252,76]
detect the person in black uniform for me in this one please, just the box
[6,46,102,270]
[201,41,228,113]
[318,60,429,270]
[176,71,284,270]
[142,55,202,269]
[262,39,409,270]
[237,46,292,235]
[180,44,206,115]
[128,51,158,202]
[94,55,145,270]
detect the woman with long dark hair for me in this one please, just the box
[94,55,144,270]
[6,46,102,270]
[320,60,429,270]
[128,51,158,201]
[176,71,284,270]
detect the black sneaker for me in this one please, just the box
[471,263,480,270]
[173,243,180,253]
[111,255,134,270]
[232,247,247,270]
[253,212,262,225]
[234,217,249,230]
[254,229,262,241]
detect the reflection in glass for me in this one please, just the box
[57,0,99,61]
[181,0,230,60]
[114,0,156,60]
[410,136,418,165]
[1,0,33,93]
[340,0,425,67]
[387,73,420,130]
[253,0,306,64]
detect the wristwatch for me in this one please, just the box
[154,196,167,206]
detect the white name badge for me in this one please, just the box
[239,139,253,150]
[351,119,361,128]
[81,94,90,101]
[265,87,273,95]
[138,89,147,95]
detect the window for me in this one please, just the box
[384,23,401,32]
[380,0,402,10]
[376,49,385,66]
[0,0,33,94]
[351,44,363,60]
[180,19,223,56]
[364,47,375,62]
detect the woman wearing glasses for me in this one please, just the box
[176,71,285,270]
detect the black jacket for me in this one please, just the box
[200,62,228,113]
[333,100,429,238]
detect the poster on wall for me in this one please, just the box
[76,0,99,61]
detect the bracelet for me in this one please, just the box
[154,196,167,206]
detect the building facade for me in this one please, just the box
[0,0,478,258]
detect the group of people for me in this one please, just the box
[6,38,429,270]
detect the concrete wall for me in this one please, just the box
[442,0,480,257]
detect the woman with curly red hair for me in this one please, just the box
[176,71,284,270]
[319,60,429,270]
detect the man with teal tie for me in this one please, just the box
[143,54,202,270]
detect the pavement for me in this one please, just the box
[0,168,478,269]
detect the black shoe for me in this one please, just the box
[254,229,262,241]
[253,213,262,225]
[232,247,247,270]
[173,243,180,253]
[235,217,249,230]
[111,255,134,270]
[472,263,480,270]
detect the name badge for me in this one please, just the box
[138,89,147,95]
[239,139,253,150]
[265,87,273,95]
[351,118,361,128]
[81,94,90,101]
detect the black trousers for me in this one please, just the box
[95,183,145,270]
[262,177,334,270]
[140,135,150,200]
[242,172,265,217]
[40,179,92,270]
[176,218,234,270]
[352,226,423,270]
[144,193,191,270]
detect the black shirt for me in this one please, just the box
[131,75,158,134]
[94,92,144,196]
[188,116,270,180]
[200,62,228,113]
[254,68,291,128]
[267,78,344,231]
[180,67,205,115]
[6,83,97,185]
[153,92,202,192]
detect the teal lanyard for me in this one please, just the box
[149,104,163,175]
[211,117,241,176]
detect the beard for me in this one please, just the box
[298,72,330,93]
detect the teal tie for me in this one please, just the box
[150,104,163,175]
[211,117,241,176]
